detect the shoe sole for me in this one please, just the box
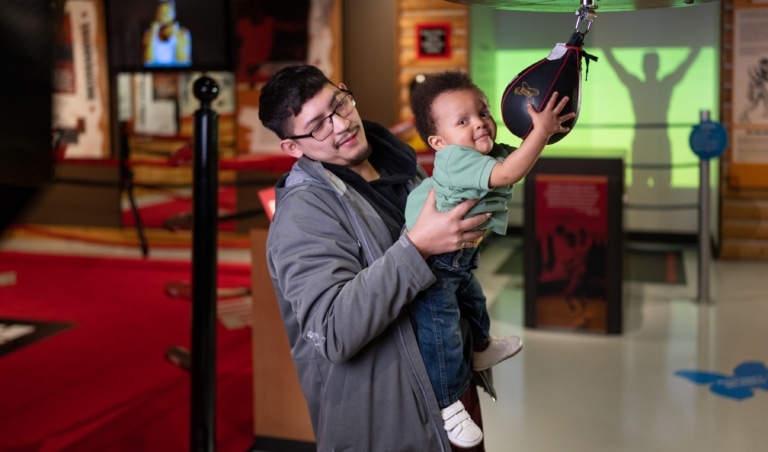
[448,437,484,448]
[472,341,523,372]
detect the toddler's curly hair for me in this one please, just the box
[409,71,486,146]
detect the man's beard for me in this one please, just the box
[346,144,372,167]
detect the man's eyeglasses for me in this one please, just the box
[286,92,356,142]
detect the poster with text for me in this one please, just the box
[533,174,609,333]
[731,0,768,165]
[731,0,768,175]
[52,0,111,158]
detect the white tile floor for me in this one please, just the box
[476,236,768,452]
[3,232,767,451]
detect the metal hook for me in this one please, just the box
[574,3,597,35]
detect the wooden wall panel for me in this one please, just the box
[395,0,469,123]
[400,0,467,10]
[251,228,315,444]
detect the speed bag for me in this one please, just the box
[501,38,589,145]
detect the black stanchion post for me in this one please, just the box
[118,121,149,257]
[190,76,220,452]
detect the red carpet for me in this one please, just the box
[122,186,238,232]
[0,251,254,451]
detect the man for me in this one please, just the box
[258,65,493,451]
[142,0,191,67]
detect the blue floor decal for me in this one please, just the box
[675,361,768,400]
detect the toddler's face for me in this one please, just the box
[429,89,496,154]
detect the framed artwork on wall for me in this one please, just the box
[416,23,452,59]
[234,0,342,155]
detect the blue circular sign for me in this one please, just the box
[689,120,728,160]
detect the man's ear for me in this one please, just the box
[339,82,348,91]
[280,139,304,159]
[427,135,445,151]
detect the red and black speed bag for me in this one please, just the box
[501,32,595,144]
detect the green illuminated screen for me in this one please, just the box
[482,47,717,188]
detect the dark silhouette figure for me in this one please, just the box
[603,47,700,200]
[739,58,768,124]
[558,227,592,327]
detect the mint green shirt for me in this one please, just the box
[405,143,514,235]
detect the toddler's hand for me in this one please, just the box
[527,92,576,139]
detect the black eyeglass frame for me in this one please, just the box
[285,91,356,141]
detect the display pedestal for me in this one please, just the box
[250,228,316,451]
[523,157,624,334]
[18,161,122,228]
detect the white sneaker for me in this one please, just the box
[441,400,483,448]
[472,335,523,371]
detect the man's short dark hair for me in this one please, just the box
[258,65,335,139]
[409,71,483,145]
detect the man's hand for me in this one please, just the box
[405,188,489,259]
